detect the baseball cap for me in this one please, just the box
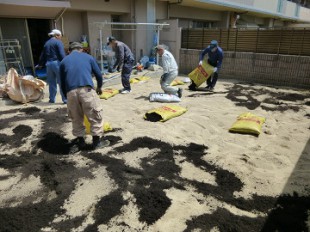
[210,40,218,49]
[106,36,116,45]
[69,42,83,51]
[48,29,62,37]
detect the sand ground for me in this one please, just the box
[0,73,309,232]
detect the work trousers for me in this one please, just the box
[121,60,134,91]
[206,59,219,88]
[160,70,178,95]
[46,60,67,103]
[67,87,103,137]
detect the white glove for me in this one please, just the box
[213,67,218,73]
[198,61,202,66]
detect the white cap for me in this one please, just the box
[48,29,62,37]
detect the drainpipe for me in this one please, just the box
[167,0,182,19]
[54,8,68,33]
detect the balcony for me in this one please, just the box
[190,0,310,23]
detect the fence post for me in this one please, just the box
[299,28,305,56]
[186,22,189,49]
[202,27,204,48]
[219,28,222,47]
[288,28,294,55]
[255,28,259,53]
[227,29,230,50]
[234,28,238,53]
[277,28,283,55]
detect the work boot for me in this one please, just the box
[70,137,87,153]
[92,136,110,150]
[77,137,87,150]
[177,88,183,98]
[188,82,197,91]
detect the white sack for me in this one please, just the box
[149,92,181,103]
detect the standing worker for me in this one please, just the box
[107,36,135,94]
[155,45,182,98]
[198,40,224,91]
[59,42,110,150]
[38,29,67,103]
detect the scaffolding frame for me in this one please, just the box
[93,21,170,72]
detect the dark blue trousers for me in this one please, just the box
[121,61,134,91]
[206,59,219,88]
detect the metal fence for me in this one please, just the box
[181,28,310,56]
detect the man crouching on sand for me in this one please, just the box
[60,42,110,150]
[155,45,182,98]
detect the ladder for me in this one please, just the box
[0,39,26,76]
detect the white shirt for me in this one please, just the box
[159,50,178,74]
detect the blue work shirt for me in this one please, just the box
[199,46,224,70]
[39,37,66,66]
[59,50,103,95]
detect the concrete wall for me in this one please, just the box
[60,11,84,42]
[253,0,278,12]
[299,6,310,22]
[179,49,310,89]
[158,19,181,64]
[70,0,130,13]
[285,1,298,17]
[169,5,222,21]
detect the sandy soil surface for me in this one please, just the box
[0,74,309,232]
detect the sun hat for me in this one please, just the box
[48,29,62,37]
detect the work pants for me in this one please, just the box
[160,70,178,95]
[121,60,134,91]
[67,87,103,137]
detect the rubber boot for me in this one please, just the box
[77,137,87,150]
[92,136,110,150]
[188,82,197,91]
[70,137,86,153]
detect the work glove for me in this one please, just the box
[161,73,169,82]
[213,67,218,73]
[198,61,202,66]
[96,87,102,95]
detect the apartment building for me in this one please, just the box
[0,0,309,75]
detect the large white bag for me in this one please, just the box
[149,92,181,103]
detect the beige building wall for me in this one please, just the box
[57,11,84,42]
[70,0,131,13]
[299,7,310,22]
[169,5,222,21]
[86,12,112,57]
[223,0,254,6]
[284,1,298,18]
[158,19,181,64]
[253,0,278,12]
[156,1,168,20]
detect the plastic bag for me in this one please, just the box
[149,92,181,103]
